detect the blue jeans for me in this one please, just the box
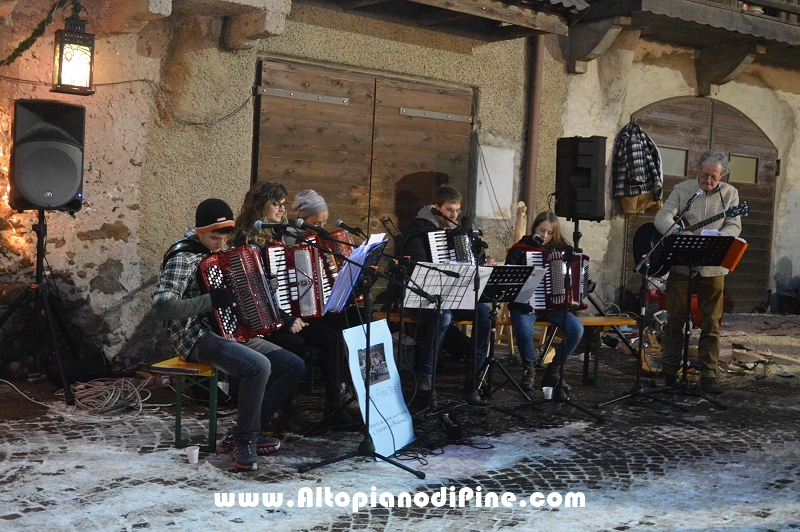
[190,333,305,435]
[407,304,491,379]
[510,309,584,365]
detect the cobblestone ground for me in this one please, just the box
[1,316,800,531]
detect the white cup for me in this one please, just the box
[186,445,200,465]
[542,386,553,400]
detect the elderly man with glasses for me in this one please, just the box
[654,150,742,394]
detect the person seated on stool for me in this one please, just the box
[402,184,492,399]
[505,211,584,400]
[153,198,305,471]
[230,182,358,429]
[654,149,741,394]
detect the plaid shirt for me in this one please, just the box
[612,122,663,199]
[153,229,212,359]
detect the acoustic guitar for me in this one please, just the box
[632,202,749,277]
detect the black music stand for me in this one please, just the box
[298,238,426,479]
[598,239,688,411]
[475,266,535,402]
[650,234,734,409]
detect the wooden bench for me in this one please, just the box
[373,311,636,388]
[151,357,219,453]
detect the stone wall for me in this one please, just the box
[0,1,535,370]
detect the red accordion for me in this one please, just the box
[264,242,328,319]
[524,247,590,310]
[197,244,283,342]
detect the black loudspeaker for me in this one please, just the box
[555,136,606,221]
[9,99,85,212]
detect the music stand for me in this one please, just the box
[475,265,536,402]
[599,238,688,412]
[298,237,426,478]
[650,234,734,409]
[403,262,480,414]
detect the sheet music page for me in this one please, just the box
[404,263,491,310]
[324,233,387,314]
[514,267,548,304]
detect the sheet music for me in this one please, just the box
[324,233,387,314]
[514,266,548,305]
[404,262,492,310]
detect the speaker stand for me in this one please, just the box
[0,210,75,404]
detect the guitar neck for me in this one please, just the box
[684,212,724,233]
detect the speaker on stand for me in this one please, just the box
[555,136,606,222]
[1,100,88,403]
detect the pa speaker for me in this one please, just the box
[9,99,85,212]
[555,136,606,221]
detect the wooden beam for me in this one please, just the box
[696,41,766,96]
[418,9,471,26]
[341,0,394,9]
[568,16,632,74]
[406,0,570,35]
[488,24,545,41]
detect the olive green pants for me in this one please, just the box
[662,272,725,379]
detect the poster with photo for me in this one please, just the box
[342,319,414,457]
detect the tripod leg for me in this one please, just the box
[41,291,75,405]
[374,453,426,479]
[0,287,34,329]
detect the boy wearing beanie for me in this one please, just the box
[153,198,305,471]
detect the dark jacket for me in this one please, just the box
[402,205,443,262]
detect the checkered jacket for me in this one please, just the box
[153,229,212,359]
[612,122,663,199]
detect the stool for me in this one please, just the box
[151,357,219,453]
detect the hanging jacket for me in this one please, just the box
[612,122,663,202]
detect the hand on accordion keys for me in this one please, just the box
[209,288,236,309]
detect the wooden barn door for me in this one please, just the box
[623,97,776,313]
[371,79,473,253]
[253,60,376,227]
[253,60,474,253]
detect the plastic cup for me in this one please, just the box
[186,445,200,465]
[542,386,553,400]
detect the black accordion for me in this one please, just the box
[197,245,283,342]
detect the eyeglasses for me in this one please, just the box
[271,201,286,210]
[442,208,462,215]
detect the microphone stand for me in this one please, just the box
[297,239,428,479]
[599,196,702,410]
[432,211,489,407]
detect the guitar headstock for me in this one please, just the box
[727,202,749,218]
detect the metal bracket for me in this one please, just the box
[258,87,349,105]
[399,107,472,123]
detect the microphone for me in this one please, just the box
[294,218,330,235]
[686,189,703,207]
[254,220,289,231]
[430,207,445,218]
[531,234,545,247]
[335,219,366,238]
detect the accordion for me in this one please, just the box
[264,242,328,319]
[524,247,590,310]
[320,228,356,270]
[197,244,283,342]
[427,229,476,264]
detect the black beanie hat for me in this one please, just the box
[195,198,235,234]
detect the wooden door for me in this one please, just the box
[253,60,376,226]
[253,60,474,254]
[371,79,473,253]
[623,97,776,312]
[253,60,474,256]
